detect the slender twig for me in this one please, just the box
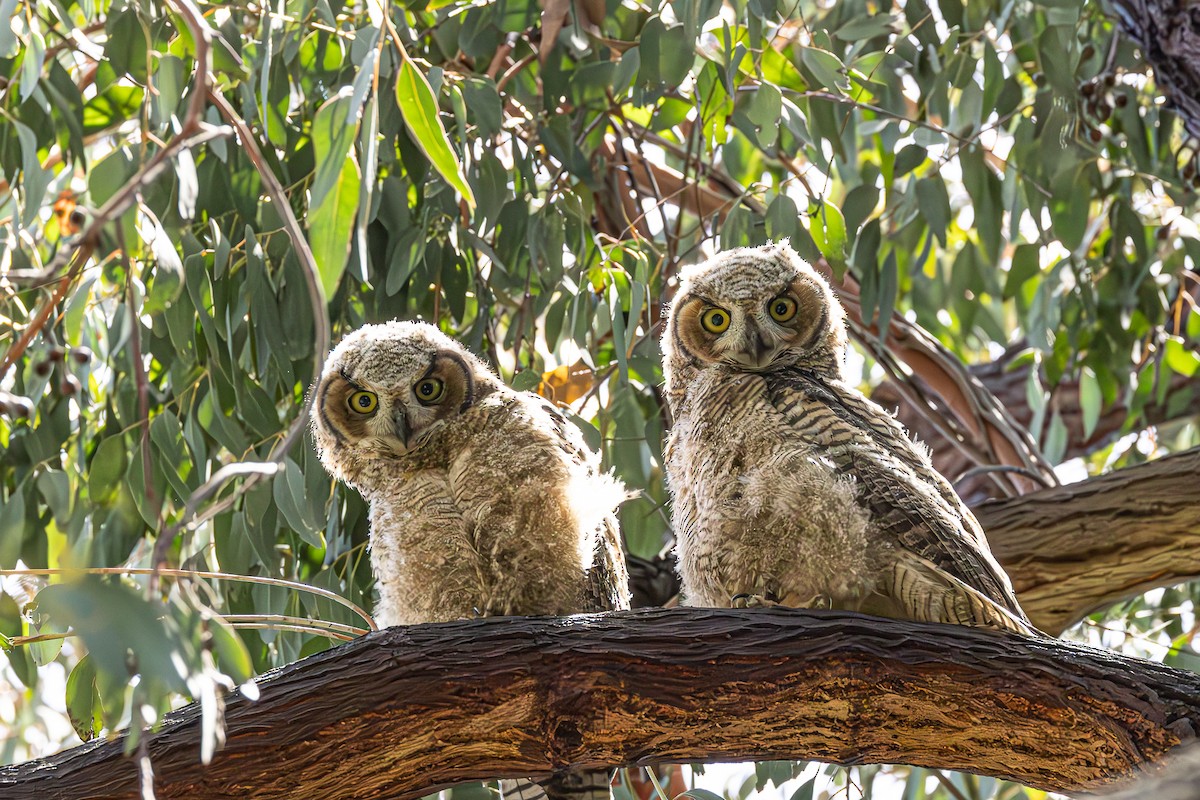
[496,52,536,94]
[142,0,331,594]
[221,615,368,637]
[953,463,1055,489]
[226,623,357,642]
[4,630,74,648]
[643,766,670,800]
[122,230,159,529]
[165,87,330,587]
[0,567,376,631]
[0,245,88,379]
[932,771,971,800]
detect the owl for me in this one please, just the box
[661,242,1037,636]
[311,320,631,626]
[311,321,629,800]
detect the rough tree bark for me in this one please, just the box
[979,446,1200,634]
[1089,744,1200,800]
[629,448,1200,635]
[3,609,1199,800]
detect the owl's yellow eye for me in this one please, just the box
[414,378,445,404]
[768,296,798,322]
[700,307,731,334]
[348,390,378,414]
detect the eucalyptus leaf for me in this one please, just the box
[395,55,475,208]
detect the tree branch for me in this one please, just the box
[874,345,1200,505]
[2,609,1197,799]
[979,446,1200,635]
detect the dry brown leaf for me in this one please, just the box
[539,0,570,65]
[537,360,595,404]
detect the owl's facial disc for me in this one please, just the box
[674,278,827,371]
[316,350,474,459]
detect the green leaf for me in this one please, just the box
[835,14,897,41]
[88,435,129,506]
[273,458,324,548]
[208,617,254,685]
[800,47,848,93]
[742,83,782,148]
[1043,411,1068,465]
[788,777,816,800]
[1079,367,1101,439]
[461,77,503,137]
[37,470,71,527]
[309,90,363,301]
[1164,337,1200,377]
[19,23,45,103]
[14,121,52,227]
[82,85,145,135]
[65,654,104,742]
[28,618,67,666]
[0,490,25,568]
[877,249,898,335]
[678,790,725,800]
[842,183,879,236]
[1004,244,1041,299]
[395,55,476,208]
[894,144,927,177]
[915,178,950,246]
[0,0,17,56]
[36,577,187,691]
[139,211,185,314]
[808,199,847,268]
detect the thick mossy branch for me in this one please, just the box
[3,609,1198,799]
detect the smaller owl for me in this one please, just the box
[662,242,1036,635]
[311,321,630,627]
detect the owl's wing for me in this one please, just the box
[765,370,1036,633]
[537,399,632,613]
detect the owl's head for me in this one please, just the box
[311,321,499,489]
[664,241,847,385]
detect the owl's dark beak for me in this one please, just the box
[392,406,411,450]
[751,331,772,363]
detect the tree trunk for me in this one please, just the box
[2,609,1198,800]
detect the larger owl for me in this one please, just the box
[662,242,1037,635]
[312,321,629,800]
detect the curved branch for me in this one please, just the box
[874,344,1200,505]
[979,446,1200,635]
[2,609,1198,799]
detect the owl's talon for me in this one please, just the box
[730,593,781,608]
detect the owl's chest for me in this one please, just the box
[668,373,880,605]
[670,375,825,479]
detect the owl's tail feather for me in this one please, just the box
[891,552,1041,637]
[499,771,614,800]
